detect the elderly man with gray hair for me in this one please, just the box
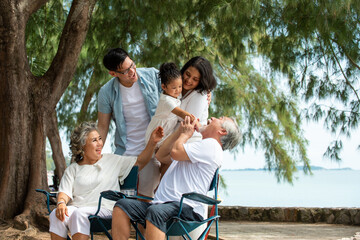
[111,116,241,240]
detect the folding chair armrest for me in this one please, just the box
[175,192,220,218]
[100,190,126,201]
[36,189,57,214]
[182,192,221,205]
[101,190,154,201]
[91,190,125,217]
[36,189,57,198]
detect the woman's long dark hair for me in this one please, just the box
[181,56,217,94]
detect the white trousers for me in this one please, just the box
[49,206,112,238]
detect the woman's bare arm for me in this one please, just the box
[135,126,164,170]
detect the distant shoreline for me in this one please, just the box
[222,166,354,171]
[217,206,360,226]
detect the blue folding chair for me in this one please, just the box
[88,166,140,239]
[165,168,221,240]
[36,165,140,240]
[128,168,221,240]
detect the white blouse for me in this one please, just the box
[58,154,136,210]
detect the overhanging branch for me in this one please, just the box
[328,41,360,102]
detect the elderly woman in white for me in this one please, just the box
[49,122,163,240]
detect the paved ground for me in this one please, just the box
[208,221,360,240]
[1,220,359,239]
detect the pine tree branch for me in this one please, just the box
[345,51,360,71]
[328,41,360,102]
[315,103,360,115]
[330,37,360,71]
[316,33,331,76]
[208,49,237,81]
[175,21,189,59]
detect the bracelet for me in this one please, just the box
[57,201,66,206]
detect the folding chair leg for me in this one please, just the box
[215,219,219,240]
[131,221,145,240]
[103,230,112,240]
[179,223,192,240]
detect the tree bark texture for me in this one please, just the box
[77,68,103,123]
[46,110,66,182]
[0,0,96,225]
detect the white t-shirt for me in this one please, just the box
[152,138,223,217]
[179,90,208,139]
[145,93,181,145]
[59,154,137,211]
[120,81,150,156]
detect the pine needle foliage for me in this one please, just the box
[26,0,360,183]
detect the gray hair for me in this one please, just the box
[70,122,98,163]
[220,118,242,150]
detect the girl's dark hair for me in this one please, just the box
[181,56,217,94]
[159,62,181,86]
[103,48,129,71]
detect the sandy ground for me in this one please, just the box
[0,225,112,240]
[0,219,111,240]
[0,218,139,240]
[1,219,359,240]
[0,219,49,240]
[209,221,360,240]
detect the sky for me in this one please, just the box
[221,121,360,170]
[233,57,360,171]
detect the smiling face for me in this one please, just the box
[182,66,201,94]
[82,130,103,164]
[200,117,231,138]
[110,56,138,87]
[162,77,182,98]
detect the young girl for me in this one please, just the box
[145,62,195,146]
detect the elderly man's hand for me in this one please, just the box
[180,116,197,138]
[150,126,164,144]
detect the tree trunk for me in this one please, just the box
[77,68,103,123]
[46,110,66,183]
[0,0,96,227]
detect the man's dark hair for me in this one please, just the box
[103,48,129,71]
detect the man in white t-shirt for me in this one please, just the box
[111,116,241,240]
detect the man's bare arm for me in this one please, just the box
[170,116,198,161]
[97,112,111,144]
[155,126,181,165]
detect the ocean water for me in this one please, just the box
[218,170,360,208]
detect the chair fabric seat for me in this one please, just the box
[89,217,112,233]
